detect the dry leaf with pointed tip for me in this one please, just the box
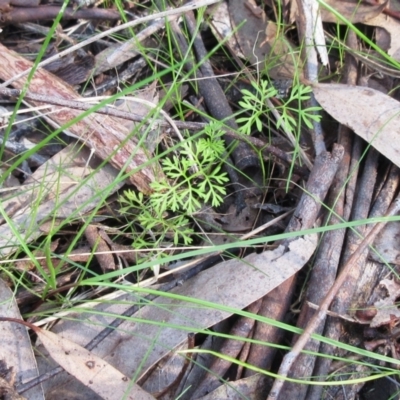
[36,328,155,400]
[35,234,317,399]
[312,83,400,168]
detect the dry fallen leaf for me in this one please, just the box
[0,279,44,400]
[312,83,400,168]
[36,234,317,398]
[228,0,300,79]
[36,328,155,400]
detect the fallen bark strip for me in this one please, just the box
[278,140,353,398]
[306,130,364,400]
[0,43,159,193]
[308,162,400,400]
[189,299,263,398]
[278,31,359,398]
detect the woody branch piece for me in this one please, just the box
[0,42,159,193]
[267,196,400,400]
[0,5,121,24]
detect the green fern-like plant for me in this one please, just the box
[237,81,321,135]
[120,122,229,245]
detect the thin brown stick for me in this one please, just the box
[267,197,400,400]
[0,88,307,175]
[0,5,121,24]
[0,88,205,130]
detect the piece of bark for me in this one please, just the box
[308,160,397,400]
[279,129,354,399]
[309,166,400,400]
[244,280,291,375]
[306,140,361,400]
[352,164,400,307]
[268,177,400,400]
[0,6,121,25]
[0,43,159,193]
[94,18,173,76]
[294,0,326,156]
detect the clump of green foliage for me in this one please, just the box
[120,122,229,245]
[237,80,322,135]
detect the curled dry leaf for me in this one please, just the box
[312,83,400,169]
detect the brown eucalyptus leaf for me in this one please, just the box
[36,328,155,400]
[0,279,44,400]
[312,83,400,168]
[35,234,317,399]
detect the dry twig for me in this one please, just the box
[267,197,400,399]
